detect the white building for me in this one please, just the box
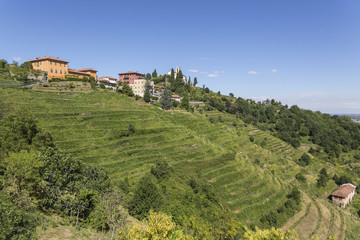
[168,66,186,83]
[98,76,118,89]
[129,79,154,97]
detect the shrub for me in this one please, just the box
[0,200,39,240]
[295,173,306,182]
[150,159,172,180]
[128,124,135,134]
[128,175,163,219]
[99,83,105,89]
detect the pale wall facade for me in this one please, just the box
[129,79,154,97]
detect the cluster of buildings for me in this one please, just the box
[29,56,156,97]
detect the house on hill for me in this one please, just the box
[98,76,118,89]
[118,71,145,84]
[331,183,356,208]
[171,95,182,102]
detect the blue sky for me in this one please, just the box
[1,0,360,113]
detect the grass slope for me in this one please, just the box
[0,85,359,239]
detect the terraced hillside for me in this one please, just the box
[0,86,359,239]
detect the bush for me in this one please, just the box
[297,153,310,166]
[99,83,105,89]
[150,160,172,180]
[0,200,39,240]
[295,173,306,182]
[128,175,163,219]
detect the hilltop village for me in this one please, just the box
[28,56,191,101]
[0,56,360,239]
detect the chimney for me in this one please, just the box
[57,57,59,59]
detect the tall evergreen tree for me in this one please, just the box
[194,77,198,86]
[161,88,172,110]
[180,94,190,110]
[187,77,191,92]
[145,73,151,80]
[128,175,163,219]
[170,68,175,81]
[144,90,151,103]
[152,69,158,78]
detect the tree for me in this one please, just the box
[89,190,127,240]
[318,168,328,187]
[144,90,151,103]
[150,159,172,180]
[298,153,310,166]
[193,77,198,86]
[145,73,151,80]
[145,80,152,94]
[128,175,163,219]
[121,82,134,96]
[0,200,38,240]
[161,88,172,110]
[229,93,234,98]
[187,77,192,92]
[2,150,43,210]
[20,61,33,69]
[152,69,158,78]
[170,68,175,81]
[180,94,190,110]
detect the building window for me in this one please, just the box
[64,71,66,74]
[50,61,52,65]
[37,62,39,67]
[55,62,57,66]
[50,68,53,73]
[60,70,62,74]
[60,63,61,67]
[55,69,57,73]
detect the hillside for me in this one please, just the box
[0,83,359,239]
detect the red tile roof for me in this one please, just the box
[154,85,165,89]
[171,95,181,98]
[29,56,69,63]
[77,68,98,73]
[68,68,90,76]
[118,71,144,75]
[331,184,356,198]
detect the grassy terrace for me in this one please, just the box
[1,85,359,239]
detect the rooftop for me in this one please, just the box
[29,56,69,63]
[331,183,356,198]
[118,71,144,75]
[99,76,117,80]
[77,68,98,73]
[171,95,182,98]
[68,68,90,76]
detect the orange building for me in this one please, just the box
[76,68,97,79]
[29,56,98,80]
[29,56,69,79]
[67,68,91,78]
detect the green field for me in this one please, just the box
[0,85,359,239]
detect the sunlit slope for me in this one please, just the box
[1,87,359,239]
